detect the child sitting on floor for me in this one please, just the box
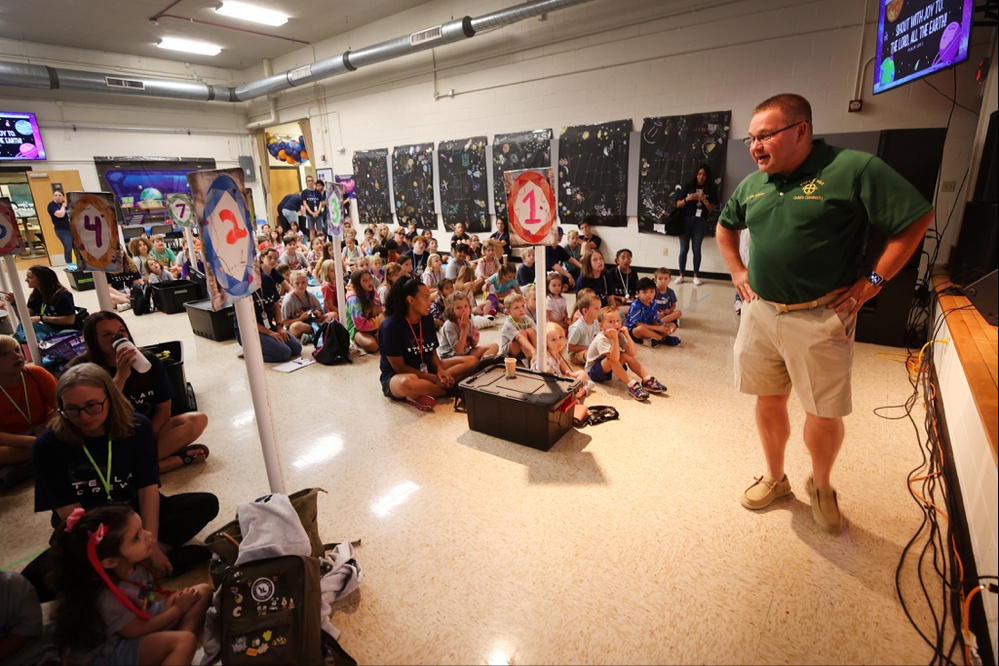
[584,306,666,401]
[499,293,537,365]
[534,322,588,395]
[608,248,638,312]
[654,267,683,329]
[545,272,569,330]
[516,247,536,287]
[439,292,499,361]
[430,279,454,328]
[567,293,600,366]
[49,506,212,665]
[625,277,681,347]
[485,263,520,315]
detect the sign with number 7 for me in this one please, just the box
[67,192,122,271]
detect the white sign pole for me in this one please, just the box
[92,272,114,312]
[332,236,348,329]
[534,247,547,372]
[3,256,41,365]
[184,227,197,272]
[234,297,286,494]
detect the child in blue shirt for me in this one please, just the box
[485,264,521,315]
[653,267,683,330]
[626,277,680,347]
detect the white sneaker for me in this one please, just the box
[674,275,684,284]
[116,302,132,312]
[692,277,703,286]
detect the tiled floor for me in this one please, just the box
[1,267,947,664]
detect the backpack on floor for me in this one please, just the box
[130,283,153,316]
[218,554,323,665]
[312,320,352,366]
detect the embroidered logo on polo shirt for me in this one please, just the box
[794,177,825,200]
[745,192,766,202]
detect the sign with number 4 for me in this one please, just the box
[67,192,122,272]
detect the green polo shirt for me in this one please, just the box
[718,139,932,304]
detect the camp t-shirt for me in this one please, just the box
[32,414,160,526]
[378,314,439,382]
[108,355,175,419]
[26,290,76,331]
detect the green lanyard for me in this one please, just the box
[0,374,31,427]
[82,437,114,502]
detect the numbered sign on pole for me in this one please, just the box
[326,183,344,240]
[67,192,122,271]
[504,168,558,248]
[166,193,196,228]
[0,198,24,256]
[187,168,259,311]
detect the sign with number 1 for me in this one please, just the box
[504,168,557,248]
[67,192,122,271]
[187,168,259,310]
[0,198,24,256]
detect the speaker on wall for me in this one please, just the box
[972,111,998,203]
[951,202,999,287]
[238,155,256,182]
[962,270,998,326]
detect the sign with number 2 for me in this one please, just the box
[0,197,25,256]
[67,192,122,271]
[187,168,259,310]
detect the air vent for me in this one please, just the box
[105,77,145,91]
[411,25,443,46]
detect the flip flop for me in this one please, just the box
[178,443,210,466]
[586,405,620,426]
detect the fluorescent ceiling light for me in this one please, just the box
[157,37,222,56]
[215,1,288,26]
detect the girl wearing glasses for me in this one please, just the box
[23,363,218,601]
[674,164,717,286]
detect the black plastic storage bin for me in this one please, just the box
[184,299,236,342]
[151,279,198,314]
[459,366,580,450]
[141,340,196,415]
[64,268,95,292]
[187,268,209,301]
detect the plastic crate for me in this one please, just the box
[184,299,236,342]
[151,279,198,314]
[141,340,195,414]
[459,366,579,450]
[64,269,95,292]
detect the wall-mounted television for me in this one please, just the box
[874,0,974,95]
[0,112,46,161]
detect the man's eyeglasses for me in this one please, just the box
[742,122,804,148]
[59,398,108,419]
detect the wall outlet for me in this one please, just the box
[941,180,956,192]
[662,247,669,256]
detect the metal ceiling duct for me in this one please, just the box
[0,0,596,103]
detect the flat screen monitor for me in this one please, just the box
[0,112,46,161]
[874,0,974,95]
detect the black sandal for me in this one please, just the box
[178,443,210,466]
[586,405,620,426]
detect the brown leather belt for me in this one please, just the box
[762,294,835,314]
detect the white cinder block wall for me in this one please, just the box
[251,0,990,275]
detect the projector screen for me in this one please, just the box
[0,112,46,161]
[874,0,974,95]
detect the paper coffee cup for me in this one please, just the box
[504,357,517,378]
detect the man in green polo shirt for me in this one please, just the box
[716,93,933,533]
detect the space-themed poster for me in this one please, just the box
[437,136,489,233]
[557,120,631,228]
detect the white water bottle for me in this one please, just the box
[112,334,151,374]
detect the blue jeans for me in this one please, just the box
[677,218,707,276]
[54,228,75,264]
[256,330,303,362]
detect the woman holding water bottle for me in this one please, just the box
[674,164,717,286]
[67,312,209,473]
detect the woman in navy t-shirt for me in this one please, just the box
[378,279,477,411]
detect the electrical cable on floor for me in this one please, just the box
[880,309,998,665]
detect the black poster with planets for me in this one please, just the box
[557,119,631,228]
[392,143,437,230]
[637,111,731,235]
[352,149,391,228]
[492,130,552,225]
[437,136,489,233]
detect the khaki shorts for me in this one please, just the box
[733,297,856,418]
